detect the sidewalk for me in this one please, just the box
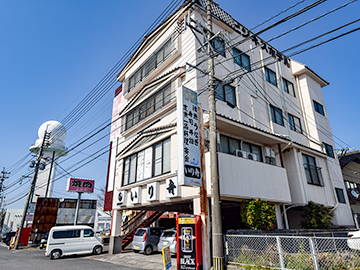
[89,249,243,270]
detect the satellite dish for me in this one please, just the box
[59,197,65,202]
[351,190,359,199]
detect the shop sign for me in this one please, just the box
[177,86,202,187]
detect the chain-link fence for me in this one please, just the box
[226,234,360,270]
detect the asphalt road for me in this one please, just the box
[0,243,140,270]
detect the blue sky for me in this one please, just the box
[1,0,359,209]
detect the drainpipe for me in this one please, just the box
[282,204,289,229]
[278,144,285,168]
[325,159,340,224]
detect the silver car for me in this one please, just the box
[132,227,163,255]
[157,229,177,254]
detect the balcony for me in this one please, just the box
[205,152,291,203]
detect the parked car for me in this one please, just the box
[45,225,103,260]
[39,232,49,249]
[157,229,177,254]
[348,231,360,250]
[132,227,163,255]
[2,232,16,246]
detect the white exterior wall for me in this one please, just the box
[2,209,23,234]
[108,3,353,228]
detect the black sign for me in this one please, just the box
[184,165,201,179]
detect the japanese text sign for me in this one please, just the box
[177,86,202,187]
[66,177,95,193]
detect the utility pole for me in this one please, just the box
[14,131,49,249]
[0,168,10,232]
[207,0,224,269]
[45,151,56,198]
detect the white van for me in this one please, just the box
[45,225,103,260]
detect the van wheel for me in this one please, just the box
[93,245,102,255]
[50,249,62,260]
[144,245,153,255]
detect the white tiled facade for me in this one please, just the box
[106,1,354,233]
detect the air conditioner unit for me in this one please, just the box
[235,149,247,158]
[264,147,276,158]
[247,153,258,161]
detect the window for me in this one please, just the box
[270,105,284,126]
[233,48,251,71]
[335,188,346,203]
[323,143,334,158]
[302,154,322,186]
[122,138,171,186]
[219,135,262,162]
[265,67,277,86]
[313,100,325,116]
[288,114,302,133]
[84,229,94,237]
[207,35,225,57]
[283,78,295,97]
[122,154,137,186]
[53,230,81,239]
[154,138,171,176]
[125,83,173,130]
[127,39,173,92]
[214,79,236,107]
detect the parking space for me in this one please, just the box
[90,248,177,270]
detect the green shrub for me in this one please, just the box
[300,201,333,229]
[240,198,276,230]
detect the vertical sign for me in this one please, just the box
[177,215,202,270]
[177,86,202,186]
[110,86,124,141]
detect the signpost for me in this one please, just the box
[162,245,172,270]
[66,177,94,225]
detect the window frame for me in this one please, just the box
[302,154,322,186]
[283,78,296,97]
[313,100,325,116]
[288,113,302,133]
[125,83,172,130]
[122,137,171,186]
[335,188,346,204]
[127,39,173,93]
[265,67,277,86]
[219,134,263,162]
[233,48,251,71]
[323,142,334,158]
[270,104,284,126]
[214,79,236,108]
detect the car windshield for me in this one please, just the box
[135,229,146,236]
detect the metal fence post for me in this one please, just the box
[276,236,285,270]
[309,237,319,270]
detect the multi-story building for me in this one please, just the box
[104,0,354,243]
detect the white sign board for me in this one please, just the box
[130,187,141,204]
[147,182,159,202]
[116,190,127,207]
[177,86,202,186]
[166,177,180,198]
